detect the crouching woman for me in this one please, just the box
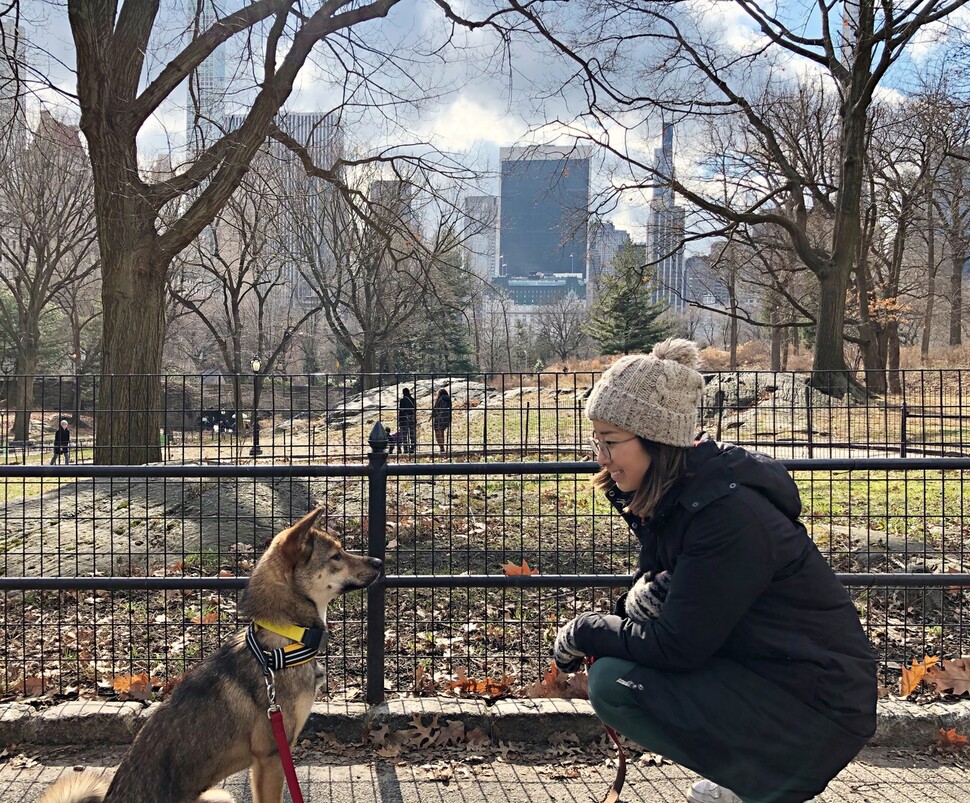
[554,339,876,803]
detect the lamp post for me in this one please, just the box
[249,355,262,457]
[69,351,81,463]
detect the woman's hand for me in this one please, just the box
[624,570,671,624]
[552,617,586,673]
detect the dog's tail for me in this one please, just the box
[36,772,108,803]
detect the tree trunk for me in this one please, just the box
[921,181,936,359]
[769,300,782,372]
[359,350,380,390]
[949,251,964,347]
[95,233,166,464]
[812,268,852,396]
[887,321,901,394]
[12,329,41,442]
[12,374,33,444]
[859,327,885,395]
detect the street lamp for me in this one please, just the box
[68,351,82,462]
[249,355,262,457]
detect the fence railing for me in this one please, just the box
[1,431,969,703]
[3,368,970,466]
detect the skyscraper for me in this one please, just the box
[588,219,631,284]
[186,3,227,156]
[462,195,499,280]
[648,124,687,312]
[224,110,343,305]
[499,145,591,280]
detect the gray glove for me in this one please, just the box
[624,570,671,624]
[552,617,586,673]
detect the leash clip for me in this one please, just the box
[263,665,278,715]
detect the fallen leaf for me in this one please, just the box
[925,658,970,696]
[500,559,538,576]
[404,713,438,748]
[900,656,940,697]
[936,728,969,747]
[111,673,154,701]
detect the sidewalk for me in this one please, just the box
[2,698,970,802]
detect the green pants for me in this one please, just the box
[588,656,869,803]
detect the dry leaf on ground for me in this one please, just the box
[500,559,538,575]
[936,728,969,747]
[925,658,970,696]
[900,656,940,696]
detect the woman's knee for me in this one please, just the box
[588,657,637,711]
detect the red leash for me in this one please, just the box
[586,657,627,803]
[269,705,305,803]
[601,723,627,803]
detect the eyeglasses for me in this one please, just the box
[589,435,638,461]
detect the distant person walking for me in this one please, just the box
[397,388,417,454]
[50,419,71,465]
[431,387,452,454]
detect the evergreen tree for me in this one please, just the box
[584,242,674,354]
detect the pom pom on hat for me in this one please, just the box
[584,338,704,448]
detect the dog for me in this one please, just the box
[38,508,382,803]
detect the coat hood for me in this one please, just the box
[680,438,802,522]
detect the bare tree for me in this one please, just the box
[461,0,970,395]
[60,0,491,462]
[285,164,468,387]
[533,292,590,364]
[168,171,320,419]
[0,112,97,441]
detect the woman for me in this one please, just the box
[431,387,452,454]
[50,418,71,465]
[553,339,876,803]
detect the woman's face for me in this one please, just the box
[590,420,652,492]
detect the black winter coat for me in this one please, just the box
[397,395,416,426]
[573,438,876,738]
[53,426,71,451]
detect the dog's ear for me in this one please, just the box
[278,508,325,567]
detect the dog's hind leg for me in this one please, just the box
[249,756,285,803]
[196,790,235,802]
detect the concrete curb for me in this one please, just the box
[2,698,969,751]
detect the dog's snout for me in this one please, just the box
[370,557,383,571]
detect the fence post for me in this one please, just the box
[900,402,908,458]
[366,421,389,704]
[805,384,813,459]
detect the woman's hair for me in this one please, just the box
[592,438,690,520]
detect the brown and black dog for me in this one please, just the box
[39,508,382,803]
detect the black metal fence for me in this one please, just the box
[1,370,969,704]
[4,367,970,465]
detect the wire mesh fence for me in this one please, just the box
[4,367,970,465]
[1,370,969,703]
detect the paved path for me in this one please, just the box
[3,743,969,802]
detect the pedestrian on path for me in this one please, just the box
[397,388,417,454]
[50,419,71,465]
[552,338,877,803]
[431,387,452,454]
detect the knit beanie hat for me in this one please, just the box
[584,339,705,448]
